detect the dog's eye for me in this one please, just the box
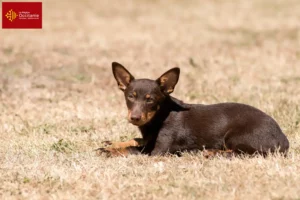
[146,98,154,104]
[128,94,135,100]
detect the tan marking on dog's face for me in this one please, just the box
[146,111,156,121]
[141,112,147,122]
[145,94,151,99]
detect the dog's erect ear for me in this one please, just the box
[112,62,135,91]
[156,67,180,94]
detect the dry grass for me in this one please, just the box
[1,0,300,199]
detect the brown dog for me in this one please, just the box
[97,62,289,157]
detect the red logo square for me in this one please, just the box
[2,2,42,29]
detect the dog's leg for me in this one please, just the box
[96,138,144,157]
[96,146,141,157]
[102,138,144,148]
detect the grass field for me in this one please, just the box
[1,0,300,199]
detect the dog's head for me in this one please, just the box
[112,62,180,126]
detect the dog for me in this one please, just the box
[97,62,289,157]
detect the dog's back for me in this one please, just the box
[149,100,289,155]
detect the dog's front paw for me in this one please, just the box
[101,140,113,147]
[95,147,110,157]
[95,147,128,157]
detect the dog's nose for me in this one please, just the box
[131,115,141,122]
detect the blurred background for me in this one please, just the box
[1,0,300,199]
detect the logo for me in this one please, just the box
[5,9,18,22]
[2,2,42,29]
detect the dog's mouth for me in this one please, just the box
[129,120,146,126]
[128,111,156,126]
